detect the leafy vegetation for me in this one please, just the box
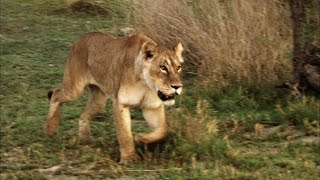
[1,0,319,179]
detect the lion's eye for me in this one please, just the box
[177,66,181,71]
[160,65,167,72]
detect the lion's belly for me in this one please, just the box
[118,82,163,108]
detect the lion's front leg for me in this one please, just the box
[113,101,138,164]
[135,105,168,144]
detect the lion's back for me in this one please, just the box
[66,32,155,95]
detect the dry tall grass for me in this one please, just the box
[130,0,293,88]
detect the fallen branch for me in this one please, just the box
[124,168,182,172]
[64,168,182,176]
[0,164,39,171]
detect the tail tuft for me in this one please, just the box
[47,90,53,101]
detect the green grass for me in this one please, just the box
[1,0,319,179]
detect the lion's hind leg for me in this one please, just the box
[79,85,108,142]
[45,79,87,137]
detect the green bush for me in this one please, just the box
[165,100,228,163]
[275,96,320,130]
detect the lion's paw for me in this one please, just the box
[119,154,140,165]
[134,133,146,144]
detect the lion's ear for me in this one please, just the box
[142,41,158,60]
[174,42,184,63]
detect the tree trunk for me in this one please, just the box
[288,0,320,93]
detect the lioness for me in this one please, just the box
[45,32,184,164]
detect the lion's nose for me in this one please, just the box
[171,84,182,90]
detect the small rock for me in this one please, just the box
[38,165,62,175]
[258,125,283,139]
[120,27,136,36]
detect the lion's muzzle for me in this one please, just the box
[157,91,175,101]
[171,84,182,95]
[157,84,182,101]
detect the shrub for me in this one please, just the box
[275,96,320,132]
[166,100,228,162]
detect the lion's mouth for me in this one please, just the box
[157,91,175,101]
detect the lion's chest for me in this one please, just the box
[117,82,162,108]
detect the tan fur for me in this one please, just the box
[45,32,184,164]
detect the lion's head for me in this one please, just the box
[138,41,184,106]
